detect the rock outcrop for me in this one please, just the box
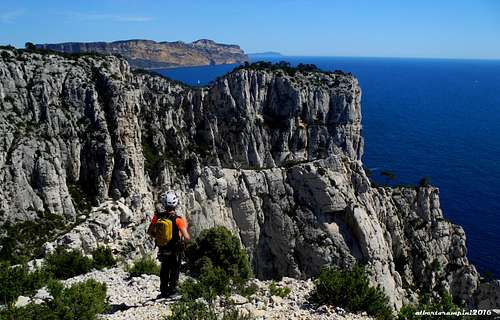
[36,39,248,69]
[0,48,497,310]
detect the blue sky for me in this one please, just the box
[1,0,499,59]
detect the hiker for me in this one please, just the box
[147,190,190,298]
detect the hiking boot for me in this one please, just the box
[167,290,181,300]
[156,292,169,299]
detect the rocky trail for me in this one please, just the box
[17,266,373,320]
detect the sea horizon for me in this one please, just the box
[248,54,500,62]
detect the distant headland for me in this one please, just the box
[248,51,283,57]
[36,39,248,69]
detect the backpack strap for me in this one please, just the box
[155,210,166,220]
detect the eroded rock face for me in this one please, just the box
[0,48,495,309]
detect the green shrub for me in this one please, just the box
[91,246,116,270]
[177,227,255,317]
[398,305,419,320]
[180,227,254,304]
[0,262,30,305]
[0,212,67,264]
[238,282,259,298]
[44,247,93,279]
[232,61,326,77]
[381,171,397,185]
[25,42,36,51]
[197,259,231,299]
[0,303,54,320]
[185,226,251,284]
[0,279,109,320]
[397,291,466,320]
[48,279,109,320]
[221,307,253,320]
[180,258,231,302]
[17,266,52,298]
[67,183,92,213]
[166,297,252,320]
[482,271,495,283]
[0,262,52,306]
[142,140,161,177]
[269,280,291,298]
[1,51,11,60]
[178,278,200,299]
[127,255,160,277]
[419,177,431,188]
[165,299,217,320]
[310,265,393,320]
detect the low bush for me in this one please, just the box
[182,226,253,303]
[269,280,291,298]
[180,258,231,302]
[0,279,109,320]
[381,171,397,185]
[238,282,259,298]
[67,183,92,213]
[175,227,257,319]
[174,227,256,319]
[0,212,67,264]
[398,291,466,320]
[310,265,393,320]
[0,303,53,320]
[185,226,252,285]
[48,279,109,320]
[0,262,52,306]
[232,61,325,77]
[44,247,93,279]
[418,177,432,188]
[166,295,252,320]
[91,246,116,270]
[0,245,116,306]
[221,307,253,320]
[165,299,217,320]
[1,50,11,60]
[127,255,160,277]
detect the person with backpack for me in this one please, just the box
[147,190,190,298]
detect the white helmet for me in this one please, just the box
[160,190,179,208]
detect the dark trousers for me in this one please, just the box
[159,248,181,295]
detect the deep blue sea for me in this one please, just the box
[156,56,500,277]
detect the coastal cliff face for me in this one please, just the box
[36,39,248,69]
[0,48,496,309]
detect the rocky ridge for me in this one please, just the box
[36,39,248,69]
[0,48,498,311]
